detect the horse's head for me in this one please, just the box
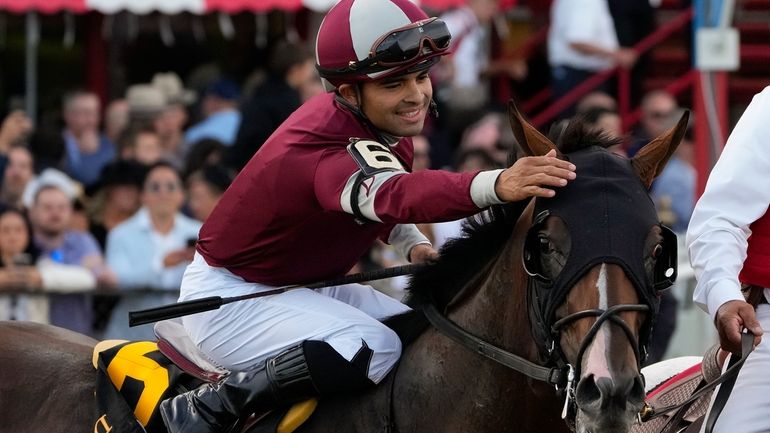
[509,103,686,433]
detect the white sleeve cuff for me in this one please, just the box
[388,224,431,260]
[470,169,506,208]
[705,279,746,320]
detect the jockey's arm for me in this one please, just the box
[314,145,503,224]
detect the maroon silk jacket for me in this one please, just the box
[197,92,486,286]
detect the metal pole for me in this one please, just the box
[24,11,39,121]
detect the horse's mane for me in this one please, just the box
[552,114,623,152]
[404,202,524,310]
[384,118,619,343]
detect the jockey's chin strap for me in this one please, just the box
[641,332,755,433]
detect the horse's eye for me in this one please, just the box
[538,235,553,255]
[652,244,663,259]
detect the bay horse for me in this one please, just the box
[0,103,687,433]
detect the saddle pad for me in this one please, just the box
[630,363,713,433]
[94,341,190,433]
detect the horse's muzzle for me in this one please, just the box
[574,373,646,433]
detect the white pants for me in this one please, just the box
[701,303,770,433]
[179,253,411,383]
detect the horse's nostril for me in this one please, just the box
[576,374,644,411]
[627,375,646,403]
[575,374,601,408]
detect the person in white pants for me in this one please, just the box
[687,86,770,433]
[157,0,578,432]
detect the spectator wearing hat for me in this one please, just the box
[104,162,201,340]
[151,72,196,167]
[28,178,116,336]
[229,42,322,170]
[61,90,116,189]
[184,79,241,149]
[186,165,234,222]
[125,84,169,127]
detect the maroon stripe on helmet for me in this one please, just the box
[316,0,356,71]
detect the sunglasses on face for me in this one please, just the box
[145,181,181,193]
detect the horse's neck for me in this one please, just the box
[450,239,534,357]
[384,223,566,432]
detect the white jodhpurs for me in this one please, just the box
[701,302,770,433]
[178,253,411,383]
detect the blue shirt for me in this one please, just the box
[651,156,696,233]
[104,208,202,340]
[36,230,103,336]
[184,109,241,147]
[63,131,117,187]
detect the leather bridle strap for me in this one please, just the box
[551,304,650,377]
[423,303,567,387]
[703,332,754,433]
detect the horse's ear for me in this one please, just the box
[631,110,690,188]
[508,100,562,157]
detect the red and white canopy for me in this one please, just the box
[0,0,307,14]
[0,0,475,14]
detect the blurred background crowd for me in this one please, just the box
[1,0,766,361]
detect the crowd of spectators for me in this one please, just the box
[0,40,330,339]
[0,1,696,361]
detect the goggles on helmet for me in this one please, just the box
[318,17,451,78]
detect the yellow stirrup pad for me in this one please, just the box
[277,399,319,433]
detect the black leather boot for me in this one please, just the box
[159,344,319,433]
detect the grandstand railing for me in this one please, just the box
[520,7,695,130]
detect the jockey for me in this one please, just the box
[687,87,768,432]
[159,0,576,432]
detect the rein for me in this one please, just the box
[641,332,755,433]
[422,303,568,386]
[422,299,651,421]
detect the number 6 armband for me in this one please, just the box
[345,139,407,224]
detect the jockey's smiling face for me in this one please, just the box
[339,69,433,138]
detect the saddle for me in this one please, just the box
[92,320,317,433]
[630,343,726,433]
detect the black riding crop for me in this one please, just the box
[128,263,428,327]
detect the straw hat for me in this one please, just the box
[126,84,168,117]
[151,72,197,106]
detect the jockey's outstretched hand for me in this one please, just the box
[715,299,764,355]
[409,244,439,264]
[494,149,576,202]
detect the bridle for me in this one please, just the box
[421,214,669,426]
[421,147,679,426]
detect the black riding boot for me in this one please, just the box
[159,341,375,433]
